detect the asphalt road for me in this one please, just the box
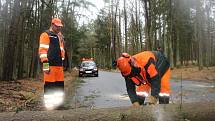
[73,71,215,108]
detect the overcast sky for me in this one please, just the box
[78,0,105,24]
[88,0,105,18]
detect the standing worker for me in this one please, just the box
[113,51,170,107]
[38,18,65,109]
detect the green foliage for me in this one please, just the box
[94,16,111,49]
[93,11,112,68]
[60,0,96,67]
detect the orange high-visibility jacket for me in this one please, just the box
[125,51,170,103]
[39,30,65,66]
[133,51,158,82]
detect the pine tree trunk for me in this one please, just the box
[144,0,152,50]
[196,0,203,70]
[2,0,22,81]
[0,0,3,79]
[163,17,168,57]
[176,31,180,68]
[124,0,128,52]
[138,0,143,50]
[169,0,174,69]
[117,9,121,58]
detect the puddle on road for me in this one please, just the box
[71,76,215,108]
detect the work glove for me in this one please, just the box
[148,96,158,105]
[43,62,50,74]
[132,102,140,108]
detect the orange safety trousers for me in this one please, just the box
[44,66,64,82]
[136,68,170,97]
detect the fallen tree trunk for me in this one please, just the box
[0,102,214,121]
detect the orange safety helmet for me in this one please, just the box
[51,18,63,27]
[116,53,132,76]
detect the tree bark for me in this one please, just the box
[196,0,203,70]
[144,0,152,50]
[2,0,21,81]
[124,0,128,52]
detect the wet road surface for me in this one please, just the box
[72,71,215,108]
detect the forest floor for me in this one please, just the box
[171,66,215,82]
[0,66,214,120]
[0,71,78,112]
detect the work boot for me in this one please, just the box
[159,96,169,104]
[138,96,145,105]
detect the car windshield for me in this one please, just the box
[81,61,96,67]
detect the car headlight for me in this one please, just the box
[80,68,84,71]
[93,68,98,71]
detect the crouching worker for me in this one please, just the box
[39,18,65,110]
[113,51,170,107]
